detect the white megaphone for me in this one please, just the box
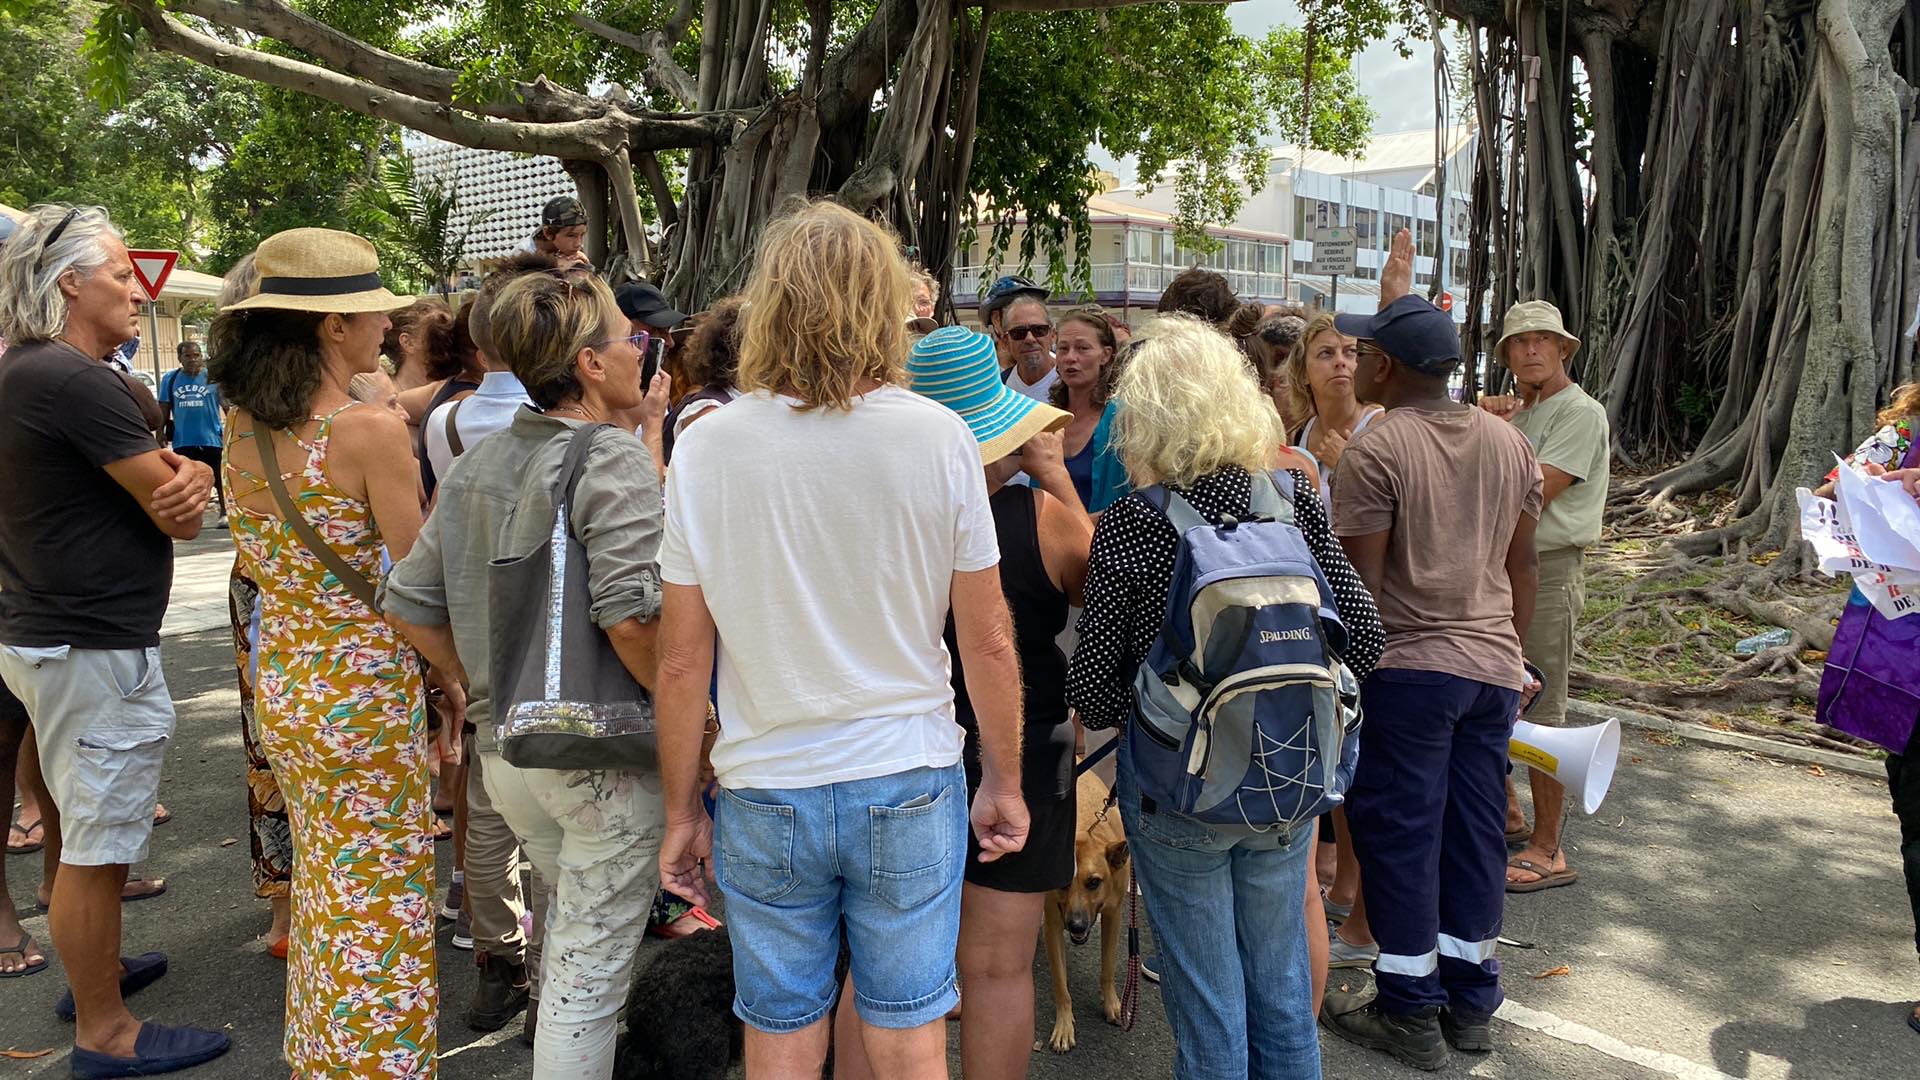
[1509,718,1622,814]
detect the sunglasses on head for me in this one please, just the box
[35,208,83,273]
[1005,323,1052,342]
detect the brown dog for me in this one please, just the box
[1041,768,1130,1053]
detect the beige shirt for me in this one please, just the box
[1511,382,1610,552]
[1333,406,1543,691]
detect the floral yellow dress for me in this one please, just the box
[226,404,437,1078]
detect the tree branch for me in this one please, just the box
[131,5,730,157]
[162,0,597,123]
[570,11,698,109]
[979,0,1240,9]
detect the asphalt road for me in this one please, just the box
[4,611,1916,1078]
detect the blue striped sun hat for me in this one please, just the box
[908,326,1069,463]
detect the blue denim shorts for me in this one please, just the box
[714,763,966,1033]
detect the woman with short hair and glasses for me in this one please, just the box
[385,269,669,1077]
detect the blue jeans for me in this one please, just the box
[713,763,966,1033]
[1117,738,1321,1080]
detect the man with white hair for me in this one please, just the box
[0,205,230,1077]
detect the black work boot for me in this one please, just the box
[1324,1002,1449,1071]
[468,951,531,1032]
[1440,1006,1495,1052]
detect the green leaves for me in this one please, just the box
[969,4,1377,275]
[81,1,143,106]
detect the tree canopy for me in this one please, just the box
[56,0,1376,305]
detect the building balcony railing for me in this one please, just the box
[952,263,1294,306]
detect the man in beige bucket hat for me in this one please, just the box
[1481,300,1610,895]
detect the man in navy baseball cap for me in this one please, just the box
[1321,289,1547,1068]
[1333,293,1464,378]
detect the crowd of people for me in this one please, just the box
[1,190,1918,1080]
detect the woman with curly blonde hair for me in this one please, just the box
[1066,313,1385,1079]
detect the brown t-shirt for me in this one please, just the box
[1332,405,1543,690]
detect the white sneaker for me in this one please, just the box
[1328,925,1378,970]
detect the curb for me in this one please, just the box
[1566,699,1886,781]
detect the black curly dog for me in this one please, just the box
[614,925,852,1080]
[614,927,742,1080]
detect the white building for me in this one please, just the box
[950,127,1479,322]
[401,133,576,263]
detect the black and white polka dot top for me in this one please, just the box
[1065,466,1385,731]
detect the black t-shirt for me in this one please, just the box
[0,340,173,648]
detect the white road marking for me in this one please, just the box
[438,1023,526,1060]
[1496,1000,1742,1080]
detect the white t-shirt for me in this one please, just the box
[425,371,533,483]
[659,386,1000,789]
[1006,364,1058,403]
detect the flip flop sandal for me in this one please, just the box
[7,817,44,855]
[1908,1008,1920,1036]
[151,805,172,827]
[57,951,169,1021]
[1506,857,1578,894]
[121,877,168,903]
[0,932,48,978]
[1505,826,1533,848]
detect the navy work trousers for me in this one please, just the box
[1343,667,1519,1018]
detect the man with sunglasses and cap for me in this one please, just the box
[1321,293,1542,1070]
[523,195,593,269]
[1479,301,1610,897]
[979,274,1048,380]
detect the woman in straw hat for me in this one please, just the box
[210,228,458,1078]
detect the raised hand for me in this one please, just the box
[1380,227,1415,309]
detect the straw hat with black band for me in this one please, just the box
[221,228,408,314]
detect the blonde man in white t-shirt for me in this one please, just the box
[655,202,1029,1080]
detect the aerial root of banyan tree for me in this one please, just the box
[1454,0,1918,556]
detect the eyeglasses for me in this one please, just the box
[595,331,652,352]
[35,208,82,273]
[1005,324,1053,342]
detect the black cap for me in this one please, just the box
[1334,295,1461,376]
[615,281,689,330]
[541,196,588,230]
[980,274,1048,323]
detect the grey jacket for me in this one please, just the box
[382,407,663,748]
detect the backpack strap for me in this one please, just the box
[1248,469,1297,525]
[1139,484,1210,534]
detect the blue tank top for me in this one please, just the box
[1064,435,1095,509]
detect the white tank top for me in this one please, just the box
[1294,407,1383,500]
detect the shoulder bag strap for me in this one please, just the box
[444,399,466,458]
[551,422,614,533]
[252,418,382,611]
